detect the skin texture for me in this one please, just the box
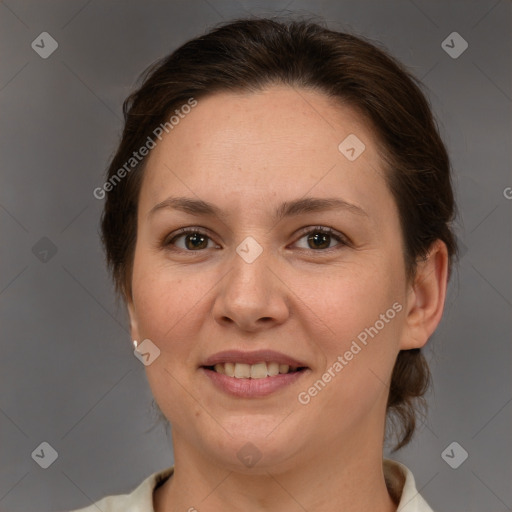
[126,86,448,512]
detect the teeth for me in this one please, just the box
[211,361,299,378]
[234,363,251,378]
[224,362,235,377]
[267,362,279,376]
[250,362,268,379]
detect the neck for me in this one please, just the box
[154,428,397,512]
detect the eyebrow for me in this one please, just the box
[148,196,368,221]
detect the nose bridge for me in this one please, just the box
[229,234,274,296]
[212,234,289,328]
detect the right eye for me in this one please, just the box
[164,227,220,251]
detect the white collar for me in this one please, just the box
[73,458,435,511]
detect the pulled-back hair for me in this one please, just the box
[100,17,458,451]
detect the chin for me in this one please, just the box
[201,415,306,473]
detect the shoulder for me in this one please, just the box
[68,466,174,512]
[383,458,435,512]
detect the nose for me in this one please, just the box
[211,242,290,332]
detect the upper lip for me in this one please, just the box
[201,350,308,368]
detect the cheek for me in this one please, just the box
[304,262,403,409]
[313,259,402,343]
[131,266,207,419]
[130,256,207,397]
[131,248,203,337]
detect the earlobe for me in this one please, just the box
[399,239,449,350]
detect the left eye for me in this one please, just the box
[294,227,347,251]
[164,227,347,252]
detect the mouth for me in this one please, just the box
[200,350,310,398]
[202,361,308,378]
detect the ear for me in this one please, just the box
[399,239,449,350]
[126,296,141,344]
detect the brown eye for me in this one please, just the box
[164,226,348,253]
[306,231,332,250]
[294,227,347,251]
[165,228,217,251]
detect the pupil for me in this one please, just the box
[309,232,329,249]
[186,233,207,250]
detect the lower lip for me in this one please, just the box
[201,367,308,398]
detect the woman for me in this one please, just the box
[76,17,457,512]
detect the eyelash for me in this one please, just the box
[162,226,350,254]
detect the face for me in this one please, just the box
[127,86,415,472]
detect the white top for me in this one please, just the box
[69,459,434,512]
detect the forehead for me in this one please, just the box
[154,86,376,155]
[139,86,391,218]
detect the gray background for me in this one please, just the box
[1,1,511,511]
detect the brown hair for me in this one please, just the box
[100,17,458,451]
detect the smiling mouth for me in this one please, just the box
[202,362,308,379]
